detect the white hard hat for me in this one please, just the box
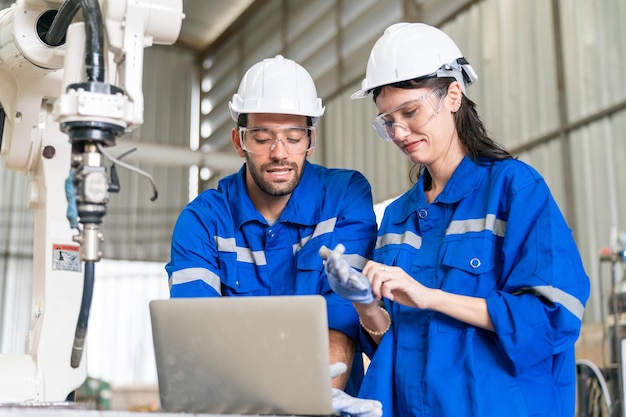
[351,23,478,99]
[229,55,325,125]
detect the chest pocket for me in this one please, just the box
[218,251,264,295]
[296,243,324,272]
[294,242,326,294]
[441,237,499,295]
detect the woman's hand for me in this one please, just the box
[362,261,435,309]
[362,261,494,331]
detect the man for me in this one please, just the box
[165,55,378,398]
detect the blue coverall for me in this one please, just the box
[166,161,378,395]
[359,156,590,417]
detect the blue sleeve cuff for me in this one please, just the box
[170,280,220,298]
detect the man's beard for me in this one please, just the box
[245,157,304,197]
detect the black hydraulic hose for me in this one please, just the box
[44,0,81,46]
[79,0,105,83]
[70,261,95,368]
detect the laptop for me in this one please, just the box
[149,295,335,415]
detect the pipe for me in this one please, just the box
[79,0,105,83]
[44,0,81,46]
[70,261,95,368]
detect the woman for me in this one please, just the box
[337,23,590,417]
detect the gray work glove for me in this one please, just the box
[330,362,383,417]
[319,244,374,304]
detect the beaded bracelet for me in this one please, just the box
[359,307,391,337]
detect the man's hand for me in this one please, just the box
[330,362,383,417]
[320,244,374,304]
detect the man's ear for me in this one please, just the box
[232,127,246,157]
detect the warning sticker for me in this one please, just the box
[52,244,81,272]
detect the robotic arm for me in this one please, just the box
[0,0,183,402]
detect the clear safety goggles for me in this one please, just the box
[239,125,317,155]
[372,91,445,141]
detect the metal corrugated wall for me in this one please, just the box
[556,0,626,323]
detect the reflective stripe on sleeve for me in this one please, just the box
[169,267,222,295]
[521,285,585,321]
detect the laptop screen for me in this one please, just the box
[149,295,334,415]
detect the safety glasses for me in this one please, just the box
[239,125,316,154]
[372,91,445,141]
